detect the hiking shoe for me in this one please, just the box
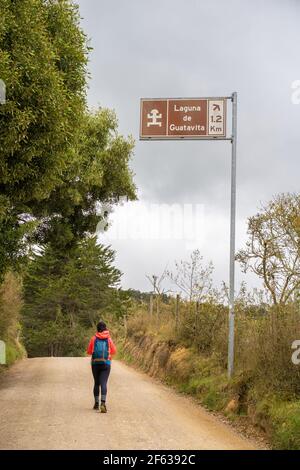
[100,403,107,413]
[93,402,99,410]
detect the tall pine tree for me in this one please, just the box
[23,237,121,356]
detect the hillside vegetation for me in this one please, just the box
[119,299,300,449]
[117,193,300,450]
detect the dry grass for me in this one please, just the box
[120,298,300,448]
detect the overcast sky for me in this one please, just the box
[77,0,300,294]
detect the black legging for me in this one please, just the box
[91,364,111,402]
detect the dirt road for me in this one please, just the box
[0,357,257,450]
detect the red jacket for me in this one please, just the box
[87,330,117,360]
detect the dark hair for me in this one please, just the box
[97,320,107,332]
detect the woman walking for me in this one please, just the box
[87,320,117,413]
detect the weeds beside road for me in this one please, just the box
[118,300,300,449]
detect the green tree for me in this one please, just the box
[22,237,121,356]
[0,0,88,276]
[31,108,136,251]
[0,0,88,204]
[236,193,300,305]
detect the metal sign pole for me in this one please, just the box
[139,93,238,379]
[228,92,237,379]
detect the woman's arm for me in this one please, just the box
[109,338,117,356]
[87,337,95,355]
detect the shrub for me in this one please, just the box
[0,272,25,367]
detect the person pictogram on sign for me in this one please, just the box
[147,109,162,127]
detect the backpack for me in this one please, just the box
[92,336,109,367]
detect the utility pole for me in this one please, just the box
[149,293,153,316]
[175,294,180,331]
[195,300,200,335]
[152,275,159,321]
[123,314,127,337]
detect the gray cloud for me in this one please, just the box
[78,0,300,292]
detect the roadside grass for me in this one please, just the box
[0,272,26,371]
[0,339,26,374]
[5,340,26,366]
[119,326,300,449]
[115,342,134,365]
[269,400,300,449]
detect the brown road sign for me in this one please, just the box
[140,97,227,139]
